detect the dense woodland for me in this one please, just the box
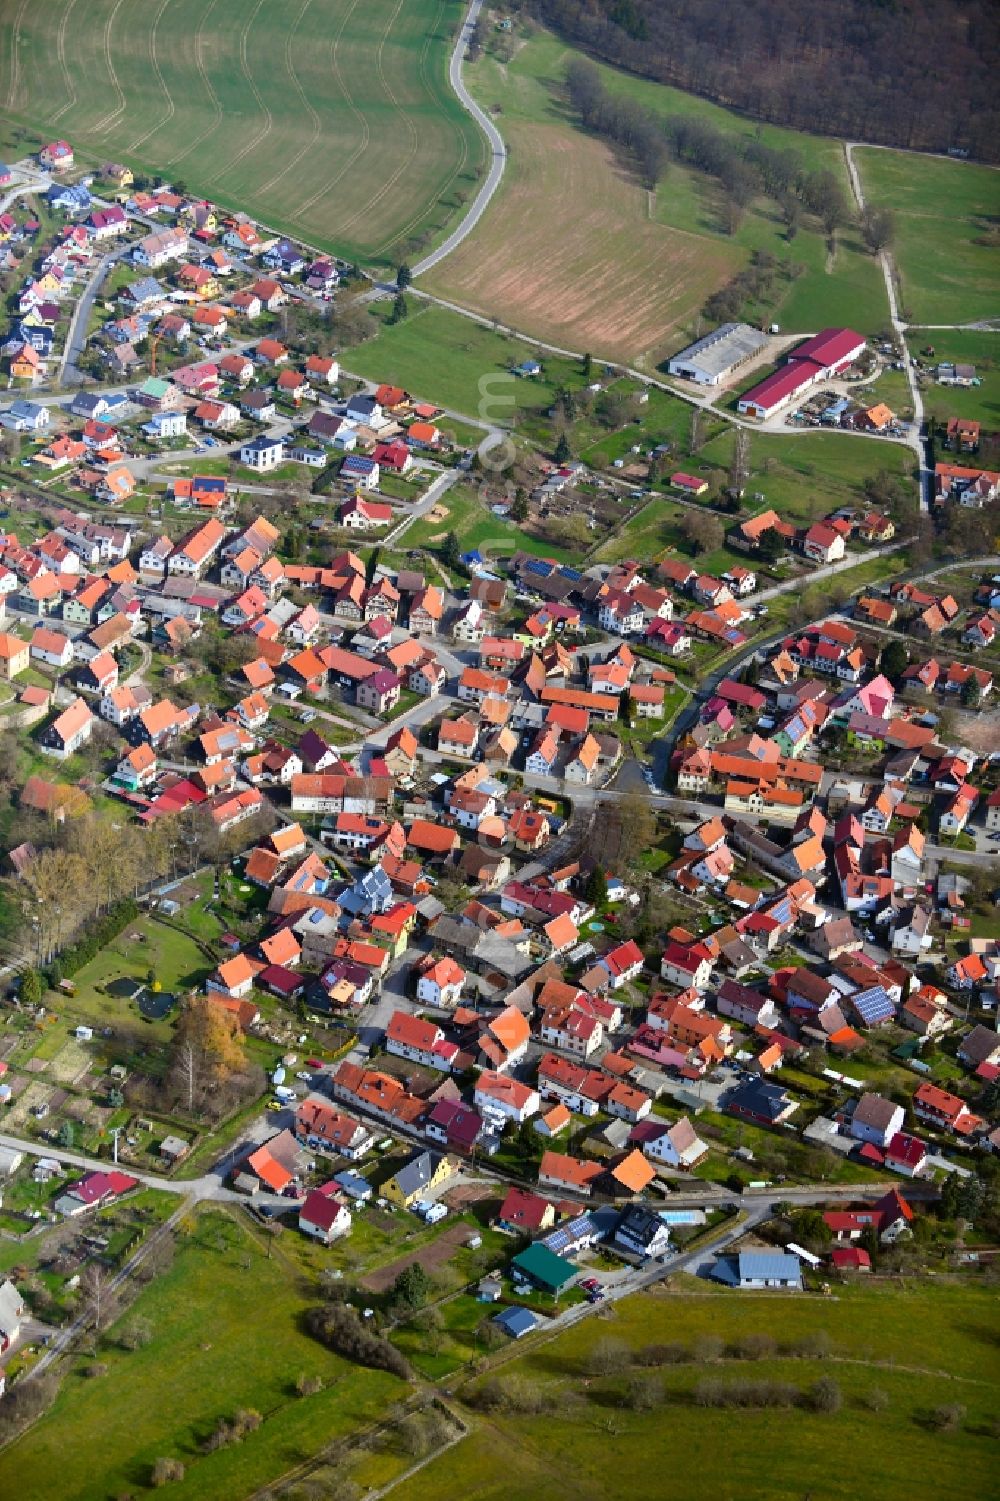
[531,0,1000,161]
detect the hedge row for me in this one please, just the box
[59,899,140,978]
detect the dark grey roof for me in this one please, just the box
[725,1078,790,1121]
[959,1025,1000,1066]
[391,1151,442,1199]
[616,1204,664,1247]
[431,915,480,954]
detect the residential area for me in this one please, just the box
[0,124,995,1501]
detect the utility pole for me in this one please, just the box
[109,1126,122,1165]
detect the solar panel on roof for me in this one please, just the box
[852,986,894,1023]
[559,567,582,581]
[524,559,550,577]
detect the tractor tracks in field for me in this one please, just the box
[90,0,130,136]
[293,0,373,221]
[255,0,322,200]
[49,0,79,126]
[368,0,472,263]
[332,0,420,243]
[168,0,224,168]
[206,0,273,186]
[5,0,31,112]
[126,0,176,156]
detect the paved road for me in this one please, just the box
[754,539,907,603]
[0,168,51,216]
[58,244,134,387]
[360,693,451,749]
[549,1173,942,1325]
[412,0,506,279]
[409,283,924,467]
[659,549,1000,762]
[906,319,1000,331]
[0,1131,286,1210]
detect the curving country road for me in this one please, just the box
[412,0,506,278]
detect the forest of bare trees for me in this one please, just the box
[533,0,1000,162]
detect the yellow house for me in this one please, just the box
[369,905,416,960]
[859,513,895,543]
[178,266,219,301]
[382,1150,453,1209]
[104,163,134,190]
[183,203,217,232]
[34,271,62,297]
[10,346,42,382]
[0,632,30,680]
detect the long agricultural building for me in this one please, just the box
[666,322,769,387]
[736,328,867,420]
[666,322,765,387]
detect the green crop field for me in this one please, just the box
[0,0,484,267]
[0,1207,408,1501]
[393,1279,999,1501]
[855,149,1000,325]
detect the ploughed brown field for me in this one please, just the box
[424,121,742,368]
